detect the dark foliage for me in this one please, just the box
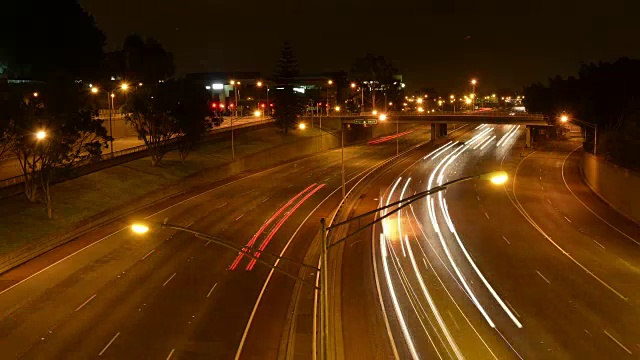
[273,42,303,134]
[524,58,640,169]
[0,0,106,81]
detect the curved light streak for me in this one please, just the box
[398,178,412,257]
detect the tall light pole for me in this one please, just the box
[560,115,598,156]
[230,80,240,161]
[91,83,128,156]
[326,80,333,116]
[471,79,477,111]
[319,170,509,360]
[132,170,509,360]
[257,81,269,117]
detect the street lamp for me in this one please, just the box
[91,83,129,155]
[129,221,319,287]
[471,79,477,110]
[36,130,47,140]
[318,170,508,360]
[560,114,598,156]
[298,123,307,130]
[326,80,333,116]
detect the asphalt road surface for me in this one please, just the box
[367,125,640,359]
[0,125,433,359]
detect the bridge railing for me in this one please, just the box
[310,111,546,119]
[0,119,274,189]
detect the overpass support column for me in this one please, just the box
[439,124,448,137]
[431,123,438,141]
[525,126,532,148]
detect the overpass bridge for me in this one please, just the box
[300,111,549,142]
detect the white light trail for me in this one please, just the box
[405,236,464,359]
[398,178,412,257]
[424,141,453,159]
[382,177,403,237]
[496,125,513,146]
[381,234,421,359]
[479,136,497,150]
[425,141,457,160]
[441,200,523,328]
[501,125,520,147]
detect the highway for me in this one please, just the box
[0,125,433,359]
[3,121,640,359]
[365,125,640,358]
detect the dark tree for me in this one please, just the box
[350,54,399,111]
[105,35,175,84]
[169,80,213,162]
[0,0,105,81]
[4,84,108,218]
[273,42,303,134]
[523,58,640,168]
[123,86,179,166]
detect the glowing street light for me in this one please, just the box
[560,115,569,122]
[335,106,341,112]
[350,83,356,88]
[416,98,423,104]
[372,110,378,115]
[254,110,261,117]
[417,107,424,112]
[33,92,39,98]
[257,81,263,87]
[379,114,387,121]
[36,131,47,140]
[327,80,333,85]
[120,83,129,91]
[483,171,508,184]
[91,87,99,94]
[299,123,307,130]
[471,79,477,85]
[131,224,150,234]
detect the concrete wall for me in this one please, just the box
[582,152,640,224]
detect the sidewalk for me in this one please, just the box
[0,116,266,182]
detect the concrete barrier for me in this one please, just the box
[581,152,640,224]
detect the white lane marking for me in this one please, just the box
[593,239,606,249]
[217,202,228,208]
[561,146,640,246]
[484,212,490,220]
[141,249,155,260]
[502,236,511,245]
[262,197,270,203]
[99,332,120,356]
[604,330,632,354]
[75,294,97,312]
[166,348,176,360]
[547,199,552,205]
[204,240,211,247]
[206,283,218,298]
[0,227,128,297]
[505,300,521,318]
[236,214,244,221]
[476,196,480,201]
[447,310,461,330]
[186,221,194,228]
[536,270,551,284]
[508,151,628,301]
[584,329,592,336]
[163,273,176,287]
[564,216,572,223]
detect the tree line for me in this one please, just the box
[524,58,640,169]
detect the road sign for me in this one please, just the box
[352,119,378,125]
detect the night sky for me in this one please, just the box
[81,0,640,92]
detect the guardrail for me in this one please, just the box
[0,119,274,189]
[306,111,546,119]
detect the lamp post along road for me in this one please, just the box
[561,115,598,156]
[131,171,507,360]
[317,170,508,359]
[91,83,128,156]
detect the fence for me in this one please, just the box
[0,119,274,192]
